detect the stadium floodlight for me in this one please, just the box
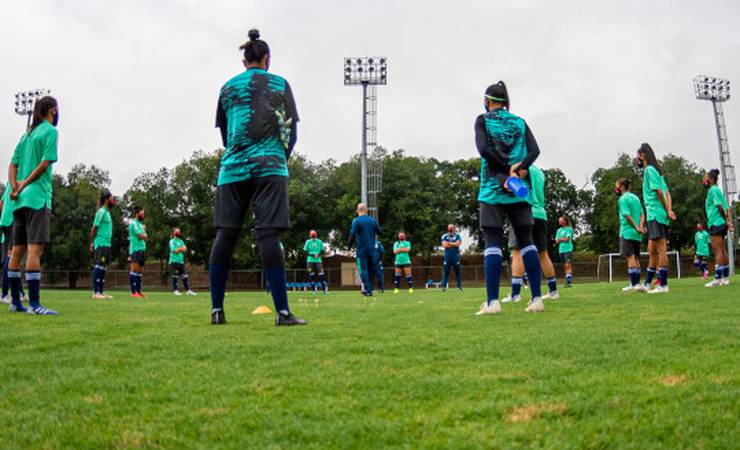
[343,57,387,221]
[694,75,737,274]
[14,88,51,129]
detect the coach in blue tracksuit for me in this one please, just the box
[373,240,385,293]
[348,203,381,297]
[440,224,463,291]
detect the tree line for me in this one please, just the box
[29,148,722,282]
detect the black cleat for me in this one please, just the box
[275,312,307,326]
[211,309,226,325]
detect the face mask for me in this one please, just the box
[174,231,181,237]
[398,236,405,241]
[448,228,454,234]
[697,226,703,231]
[138,213,145,221]
[613,188,621,197]
[52,109,59,127]
[634,157,644,169]
[702,179,710,187]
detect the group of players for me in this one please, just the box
[2,29,734,324]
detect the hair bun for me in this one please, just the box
[248,29,260,41]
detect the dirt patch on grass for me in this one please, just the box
[657,375,688,386]
[83,394,103,404]
[196,407,229,416]
[508,402,567,423]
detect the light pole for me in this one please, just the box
[694,76,737,273]
[14,89,51,130]
[344,57,387,220]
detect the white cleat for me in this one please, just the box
[720,278,730,286]
[705,279,721,288]
[0,295,10,304]
[524,297,545,313]
[501,295,522,303]
[647,285,670,294]
[634,284,648,293]
[476,300,502,315]
[542,291,560,300]
[173,290,182,296]
[186,290,197,296]
[622,285,636,292]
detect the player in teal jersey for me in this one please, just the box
[6,96,59,315]
[169,227,196,296]
[128,206,148,298]
[393,232,413,293]
[693,223,710,280]
[614,178,646,292]
[702,169,734,287]
[303,230,327,294]
[90,191,116,299]
[474,81,544,315]
[210,29,304,326]
[0,191,26,305]
[636,144,676,294]
[502,165,559,303]
[555,217,575,287]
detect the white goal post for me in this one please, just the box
[597,251,681,283]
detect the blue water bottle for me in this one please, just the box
[505,176,529,198]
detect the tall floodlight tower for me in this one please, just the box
[694,75,737,273]
[14,89,51,130]
[344,57,387,220]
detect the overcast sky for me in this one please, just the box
[1,0,739,194]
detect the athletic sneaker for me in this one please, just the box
[27,306,58,315]
[173,290,182,296]
[362,291,373,297]
[275,312,307,326]
[622,285,641,292]
[543,291,560,300]
[186,290,197,296]
[8,303,27,313]
[501,295,522,303]
[92,293,107,299]
[647,285,670,294]
[475,300,502,315]
[393,288,399,294]
[0,295,10,304]
[211,309,226,325]
[634,284,648,293]
[720,278,730,286]
[705,279,721,288]
[702,271,709,280]
[524,297,544,313]
[131,293,143,298]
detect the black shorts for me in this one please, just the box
[708,224,728,237]
[12,207,51,245]
[395,263,411,269]
[647,220,668,241]
[1,226,10,258]
[170,262,187,276]
[509,218,547,252]
[307,262,324,274]
[94,246,111,267]
[130,250,146,266]
[620,238,641,257]
[214,176,290,230]
[559,252,573,264]
[694,255,707,262]
[480,201,533,229]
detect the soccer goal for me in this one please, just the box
[596,251,681,283]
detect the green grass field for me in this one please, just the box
[1,278,738,449]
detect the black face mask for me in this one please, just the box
[52,109,59,127]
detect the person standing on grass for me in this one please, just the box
[303,230,328,294]
[440,224,463,292]
[6,96,60,315]
[555,217,574,287]
[694,223,710,280]
[90,190,115,299]
[210,29,305,326]
[502,165,559,303]
[0,190,26,305]
[373,239,385,293]
[128,206,147,298]
[703,169,733,287]
[473,81,544,315]
[348,203,381,297]
[614,178,646,292]
[393,232,414,294]
[636,143,676,294]
[169,227,196,296]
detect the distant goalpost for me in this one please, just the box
[597,251,681,283]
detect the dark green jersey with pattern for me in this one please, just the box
[216,68,299,185]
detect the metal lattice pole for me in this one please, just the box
[711,100,737,274]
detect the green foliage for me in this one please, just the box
[0,281,738,448]
[542,168,593,255]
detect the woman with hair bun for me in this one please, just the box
[703,169,733,287]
